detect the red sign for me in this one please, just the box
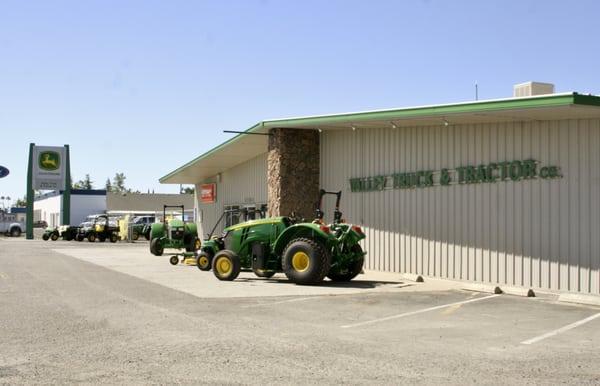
[200,183,216,203]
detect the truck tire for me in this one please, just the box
[282,238,330,285]
[327,245,364,282]
[150,238,164,256]
[212,250,241,281]
[196,251,212,271]
[10,227,21,237]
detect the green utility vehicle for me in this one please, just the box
[209,189,366,285]
[42,225,79,241]
[76,214,120,242]
[149,205,200,260]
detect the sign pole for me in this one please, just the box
[62,145,71,225]
[26,143,35,239]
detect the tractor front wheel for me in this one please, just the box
[212,250,241,281]
[196,252,212,271]
[282,238,330,285]
[327,245,364,282]
[150,238,164,256]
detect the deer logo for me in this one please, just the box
[39,151,60,171]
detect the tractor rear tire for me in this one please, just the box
[196,252,212,271]
[132,231,139,241]
[169,255,179,265]
[282,238,330,285]
[50,232,59,241]
[109,233,118,243]
[88,233,96,242]
[150,238,164,256]
[327,245,364,282]
[42,233,49,241]
[212,250,241,281]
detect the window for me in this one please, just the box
[224,205,240,228]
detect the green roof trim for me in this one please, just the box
[160,92,600,183]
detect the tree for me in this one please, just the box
[181,186,195,194]
[81,174,93,190]
[105,178,112,192]
[15,196,26,207]
[71,174,93,190]
[112,173,126,193]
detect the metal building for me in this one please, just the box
[161,87,600,296]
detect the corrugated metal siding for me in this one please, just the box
[195,153,268,237]
[320,119,600,295]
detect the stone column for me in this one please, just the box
[267,128,320,220]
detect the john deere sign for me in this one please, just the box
[350,159,562,192]
[32,146,66,190]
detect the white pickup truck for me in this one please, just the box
[0,211,24,237]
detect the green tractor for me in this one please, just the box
[149,205,200,262]
[195,206,266,271]
[208,189,366,285]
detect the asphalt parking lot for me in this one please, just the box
[1,238,599,384]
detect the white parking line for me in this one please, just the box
[341,294,500,329]
[242,296,324,308]
[521,312,600,345]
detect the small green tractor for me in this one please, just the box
[76,214,120,242]
[42,225,79,241]
[206,189,366,285]
[149,205,200,263]
[195,207,266,271]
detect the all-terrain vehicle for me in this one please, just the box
[149,205,200,262]
[208,189,366,285]
[42,225,79,241]
[76,214,120,242]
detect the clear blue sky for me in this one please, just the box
[1,0,599,204]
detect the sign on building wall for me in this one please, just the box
[200,183,216,203]
[32,146,66,190]
[349,159,562,192]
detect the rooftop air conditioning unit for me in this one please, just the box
[513,81,555,97]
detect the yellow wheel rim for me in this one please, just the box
[195,239,201,249]
[216,257,232,276]
[291,251,310,272]
[198,256,209,268]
